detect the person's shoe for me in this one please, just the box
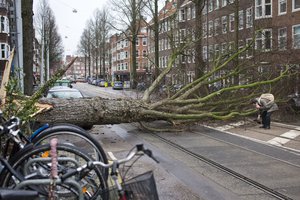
[265,126,270,129]
[259,126,266,128]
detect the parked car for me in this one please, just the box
[87,77,96,84]
[112,81,123,90]
[137,82,146,91]
[75,77,86,83]
[98,79,106,87]
[45,86,84,99]
[53,79,73,88]
[172,84,183,92]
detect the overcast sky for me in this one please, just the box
[33,0,108,56]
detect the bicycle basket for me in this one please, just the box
[99,171,159,200]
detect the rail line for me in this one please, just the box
[148,131,294,200]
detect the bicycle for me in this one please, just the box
[0,140,107,200]
[1,143,159,200]
[0,111,109,178]
[60,143,160,200]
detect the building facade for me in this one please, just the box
[109,26,148,85]
[65,55,86,79]
[0,0,10,83]
[148,0,300,94]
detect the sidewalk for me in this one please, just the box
[203,117,300,152]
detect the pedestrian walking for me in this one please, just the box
[251,93,278,129]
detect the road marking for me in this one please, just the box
[267,130,300,146]
[214,121,246,131]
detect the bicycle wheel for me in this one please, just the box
[30,124,108,179]
[0,143,108,200]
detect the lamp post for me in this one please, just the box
[40,13,45,85]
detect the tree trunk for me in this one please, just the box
[22,0,34,95]
[36,97,150,127]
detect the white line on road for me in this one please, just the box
[267,130,300,146]
[214,121,247,131]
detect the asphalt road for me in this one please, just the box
[89,122,300,200]
[74,82,300,200]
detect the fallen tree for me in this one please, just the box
[2,40,295,129]
[34,45,292,127]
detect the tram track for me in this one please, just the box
[147,130,295,200]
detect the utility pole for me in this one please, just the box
[15,0,24,92]
[47,48,49,81]
[41,14,45,85]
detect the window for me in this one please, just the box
[255,29,272,51]
[293,25,300,49]
[255,0,272,18]
[264,29,272,50]
[208,0,213,12]
[246,7,253,28]
[222,42,227,55]
[136,50,139,57]
[239,10,244,30]
[203,46,207,60]
[0,16,9,33]
[293,0,300,11]
[222,0,227,7]
[180,29,186,43]
[246,38,253,58]
[278,28,287,50]
[208,45,214,61]
[180,8,186,21]
[214,18,220,35]
[187,7,191,20]
[215,0,219,10]
[181,53,186,63]
[229,13,235,32]
[278,0,287,15]
[238,40,245,59]
[136,38,139,46]
[0,43,9,60]
[222,16,227,34]
[256,31,263,50]
[191,5,196,18]
[208,20,213,37]
[143,38,147,46]
[214,44,220,59]
[187,50,191,63]
[143,50,147,57]
[203,22,207,38]
[1,17,4,32]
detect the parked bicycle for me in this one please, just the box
[61,143,159,200]
[1,141,159,200]
[0,110,108,178]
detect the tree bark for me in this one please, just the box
[22,0,34,95]
[36,97,149,127]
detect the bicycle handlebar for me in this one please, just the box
[61,144,159,181]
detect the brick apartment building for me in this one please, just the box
[109,26,148,85]
[148,0,300,94]
[0,0,11,83]
[65,55,86,79]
